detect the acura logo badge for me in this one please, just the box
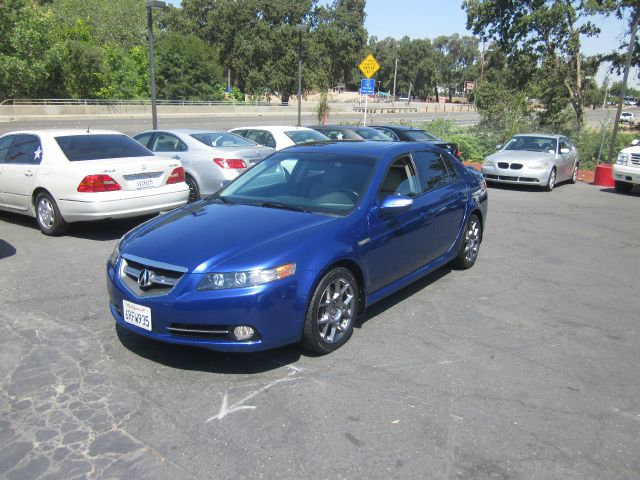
[138,269,153,289]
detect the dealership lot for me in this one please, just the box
[1,182,639,479]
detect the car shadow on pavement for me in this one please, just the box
[355,266,451,329]
[0,239,17,259]
[599,187,640,195]
[68,215,156,241]
[115,324,302,374]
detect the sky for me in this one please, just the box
[165,0,638,87]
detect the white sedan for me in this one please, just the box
[229,126,330,150]
[0,129,189,235]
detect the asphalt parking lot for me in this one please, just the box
[1,181,639,480]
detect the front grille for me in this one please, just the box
[630,153,640,166]
[485,174,539,183]
[510,163,523,170]
[497,162,509,169]
[119,254,186,297]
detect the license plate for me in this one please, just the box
[136,178,155,189]
[123,300,152,331]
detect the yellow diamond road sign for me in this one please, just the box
[359,54,380,79]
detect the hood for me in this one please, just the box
[486,150,555,163]
[121,201,339,273]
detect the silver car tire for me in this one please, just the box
[452,213,482,269]
[185,175,200,203]
[35,192,69,236]
[545,168,556,192]
[569,163,578,184]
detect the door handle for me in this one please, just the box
[172,155,181,160]
[25,170,34,177]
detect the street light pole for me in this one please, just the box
[296,23,306,127]
[146,0,166,130]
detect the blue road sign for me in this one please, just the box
[360,78,375,95]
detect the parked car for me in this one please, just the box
[133,129,273,203]
[107,141,488,354]
[371,125,462,159]
[229,126,330,150]
[481,134,579,191]
[0,129,188,235]
[308,124,393,141]
[620,112,635,124]
[613,140,640,193]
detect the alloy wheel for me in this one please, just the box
[317,277,355,344]
[463,217,481,264]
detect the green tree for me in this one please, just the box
[433,34,479,102]
[463,0,602,129]
[155,32,224,100]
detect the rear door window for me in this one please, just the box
[413,151,456,191]
[0,135,14,163]
[133,132,154,148]
[8,134,42,165]
[151,133,187,152]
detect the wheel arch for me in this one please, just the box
[310,259,367,315]
[31,187,54,215]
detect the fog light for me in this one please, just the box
[233,326,255,340]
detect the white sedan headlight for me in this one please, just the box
[617,153,630,165]
[483,160,494,167]
[198,262,296,290]
[528,161,549,170]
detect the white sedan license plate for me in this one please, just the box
[136,178,155,189]
[123,300,152,331]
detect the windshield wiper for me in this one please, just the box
[259,201,311,213]
[208,194,235,204]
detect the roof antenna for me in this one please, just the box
[86,125,91,133]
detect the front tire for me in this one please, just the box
[301,267,358,354]
[545,167,557,192]
[615,180,633,193]
[452,214,482,269]
[35,192,69,236]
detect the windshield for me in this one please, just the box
[405,130,439,142]
[284,130,330,145]
[191,132,256,147]
[504,136,557,153]
[55,134,152,161]
[216,151,377,215]
[356,129,392,141]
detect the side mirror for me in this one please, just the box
[495,144,502,150]
[632,139,640,146]
[380,195,413,215]
[560,148,570,154]
[219,180,231,189]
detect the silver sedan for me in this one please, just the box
[134,129,274,202]
[481,134,579,191]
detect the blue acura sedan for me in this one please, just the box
[107,141,487,353]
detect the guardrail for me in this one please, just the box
[0,98,282,107]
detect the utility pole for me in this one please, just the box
[601,73,609,110]
[392,59,398,107]
[607,7,640,164]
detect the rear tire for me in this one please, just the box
[452,214,482,269]
[35,192,69,236]
[301,267,358,354]
[185,175,200,203]
[615,180,633,193]
[569,163,578,184]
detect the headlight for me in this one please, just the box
[109,241,121,266]
[197,262,296,290]
[617,153,630,165]
[483,160,494,167]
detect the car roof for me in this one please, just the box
[512,133,564,139]
[308,125,374,130]
[1,129,123,137]
[370,125,419,132]
[272,139,438,158]
[136,129,229,135]
[230,126,316,133]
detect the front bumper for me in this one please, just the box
[481,164,550,186]
[613,164,640,185]
[58,184,189,222]
[106,257,309,352]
